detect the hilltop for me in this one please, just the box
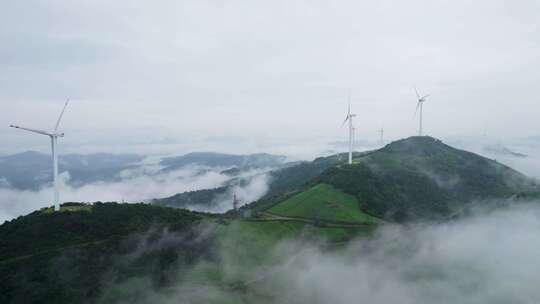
[154,137,539,224]
[154,137,538,222]
[251,137,538,222]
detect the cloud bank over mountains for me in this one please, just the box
[0,152,283,223]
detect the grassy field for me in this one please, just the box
[190,218,376,287]
[41,204,93,213]
[268,183,380,224]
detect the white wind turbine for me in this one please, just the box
[10,100,70,212]
[342,91,356,165]
[378,127,385,146]
[414,87,430,136]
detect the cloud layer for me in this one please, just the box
[96,201,540,303]
[0,163,273,223]
[263,203,540,304]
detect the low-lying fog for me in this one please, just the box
[448,137,540,180]
[0,160,273,223]
[95,201,540,304]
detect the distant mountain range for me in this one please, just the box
[0,152,144,190]
[159,152,287,172]
[482,144,527,158]
[0,151,288,190]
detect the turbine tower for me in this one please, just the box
[10,99,69,212]
[378,127,384,146]
[342,91,356,165]
[352,127,356,150]
[414,87,430,136]
[233,193,239,212]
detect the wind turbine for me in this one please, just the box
[414,87,430,136]
[9,99,70,212]
[378,127,384,146]
[342,91,356,164]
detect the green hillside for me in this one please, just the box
[0,203,209,304]
[268,184,380,224]
[314,137,538,221]
[0,202,372,304]
[244,136,539,223]
[0,202,203,262]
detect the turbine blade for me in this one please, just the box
[54,99,69,132]
[343,90,351,126]
[347,88,352,115]
[342,115,349,126]
[421,94,430,100]
[9,125,52,136]
[414,86,420,99]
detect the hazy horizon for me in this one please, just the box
[1,0,539,158]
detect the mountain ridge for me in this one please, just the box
[239,136,538,222]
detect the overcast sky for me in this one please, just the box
[1,0,539,157]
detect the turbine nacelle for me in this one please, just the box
[414,87,430,102]
[418,95,430,103]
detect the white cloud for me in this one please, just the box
[186,171,272,213]
[0,165,229,223]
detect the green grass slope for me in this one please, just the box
[268,183,380,224]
